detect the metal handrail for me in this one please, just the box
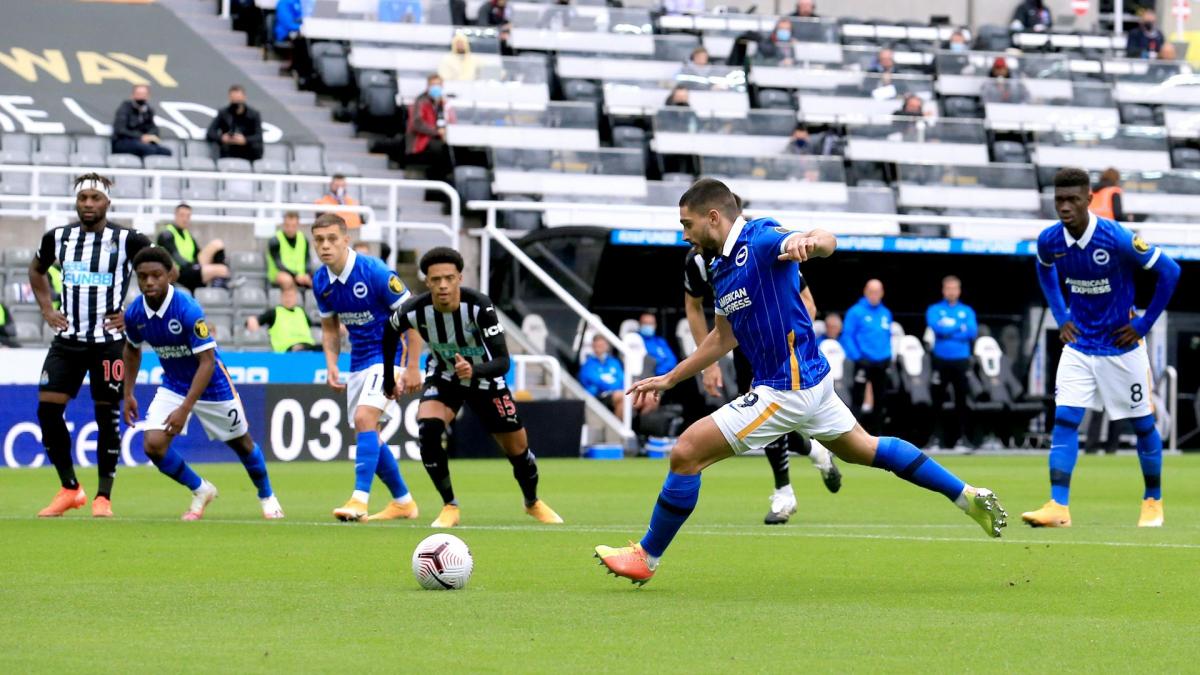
[511,354,563,399]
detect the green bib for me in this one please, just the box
[269,305,314,352]
[266,230,308,280]
[167,224,197,263]
[48,265,63,311]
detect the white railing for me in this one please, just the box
[511,354,563,399]
[0,164,461,253]
[1162,365,1178,452]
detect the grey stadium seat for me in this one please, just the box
[2,133,35,153]
[185,140,214,160]
[454,165,493,205]
[292,144,324,170]
[144,155,183,199]
[181,156,216,172]
[144,154,181,171]
[32,150,69,166]
[41,172,72,196]
[611,125,646,150]
[194,287,231,310]
[325,161,360,177]
[290,182,324,202]
[1120,103,1156,126]
[74,136,109,158]
[563,79,602,104]
[1172,147,1200,169]
[230,250,265,276]
[107,153,143,169]
[992,140,1028,164]
[159,138,185,157]
[38,135,72,155]
[207,316,234,342]
[4,249,34,269]
[253,159,288,174]
[16,322,42,344]
[217,158,255,201]
[234,285,268,308]
[0,166,32,195]
[110,177,145,199]
[263,144,290,164]
[0,149,31,165]
[755,89,795,110]
[69,152,106,168]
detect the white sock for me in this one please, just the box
[774,484,795,497]
[954,486,972,512]
[808,443,833,469]
[645,553,660,570]
[193,480,210,495]
[393,493,413,505]
[352,490,370,504]
[260,494,276,504]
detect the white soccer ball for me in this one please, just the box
[412,533,473,590]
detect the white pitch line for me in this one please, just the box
[2,515,1198,550]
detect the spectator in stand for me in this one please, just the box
[947,29,969,53]
[786,123,815,154]
[111,85,171,158]
[267,211,314,291]
[843,279,893,434]
[759,18,797,65]
[157,203,235,291]
[791,0,817,18]
[894,94,925,117]
[926,275,977,450]
[406,74,453,183]
[481,0,510,24]
[1149,42,1181,81]
[0,301,19,347]
[439,34,478,81]
[819,311,843,345]
[246,286,318,352]
[689,46,710,67]
[274,0,304,44]
[868,47,896,75]
[579,335,627,414]
[1126,10,1166,59]
[1090,168,1126,222]
[206,84,264,162]
[315,174,363,229]
[1011,0,1051,32]
[665,85,692,108]
[662,0,706,15]
[981,57,1029,104]
[635,312,678,377]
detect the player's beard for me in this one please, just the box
[77,206,107,228]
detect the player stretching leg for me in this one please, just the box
[381,248,563,527]
[312,214,421,523]
[1022,168,1179,528]
[683,242,842,525]
[595,179,1006,585]
[31,174,151,517]
[122,248,282,520]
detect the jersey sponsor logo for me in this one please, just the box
[735,245,748,267]
[153,344,194,359]
[482,324,503,338]
[1092,249,1110,265]
[337,311,375,326]
[61,261,113,287]
[430,342,485,359]
[1064,277,1112,295]
[1133,235,1150,253]
[193,319,210,339]
[717,287,752,314]
[352,282,368,298]
[388,275,404,294]
[168,319,183,335]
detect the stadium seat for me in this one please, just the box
[500,196,542,230]
[107,154,143,169]
[110,176,145,199]
[4,249,34,269]
[234,285,268,308]
[896,335,932,408]
[195,287,231,311]
[32,150,69,166]
[1,133,34,153]
[611,126,646,150]
[1120,103,1156,126]
[0,149,31,165]
[74,136,110,159]
[310,41,352,94]
[38,135,72,155]
[563,79,602,105]
[144,154,181,171]
[618,319,639,338]
[0,166,32,196]
[992,140,1028,164]
[69,152,106,168]
[290,182,325,203]
[229,250,263,275]
[942,96,981,119]
[325,161,361,177]
[521,314,549,354]
[291,145,325,175]
[454,165,493,205]
[974,24,1011,51]
[1171,147,1200,170]
[185,140,214,160]
[40,172,72,196]
[15,321,42,344]
[159,139,185,158]
[755,89,795,111]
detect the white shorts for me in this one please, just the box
[1056,343,1154,421]
[346,363,400,424]
[712,376,858,454]
[141,387,249,442]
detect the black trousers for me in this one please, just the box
[851,359,890,434]
[932,357,971,446]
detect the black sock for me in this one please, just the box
[418,418,455,505]
[787,431,812,456]
[94,404,121,499]
[37,401,77,489]
[764,440,790,490]
[508,449,539,507]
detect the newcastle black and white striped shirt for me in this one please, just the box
[35,222,151,343]
[389,288,510,391]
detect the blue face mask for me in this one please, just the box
[949,42,966,53]
[429,85,443,99]
[776,29,792,42]
[638,325,655,337]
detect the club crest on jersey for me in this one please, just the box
[194,319,210,339]
[353,282,368,298]
[388,275,404,294]
[735,245,748,267]
[738,392,759,408]
[167,319,183,334]
[1133,235,1150,253]
[1093,249,1110,266]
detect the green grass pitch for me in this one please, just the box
[2,455,1198,673]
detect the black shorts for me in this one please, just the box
[39,338,126,403]
[179,263,203,291]
[421,379,523,434]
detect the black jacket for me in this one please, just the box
[205,104,264,153]
[111,100,159,141]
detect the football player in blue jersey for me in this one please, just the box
[1023,168,1180,528]
[122,248,283,520]
[311,214,423,523]
[595,178,1006,585]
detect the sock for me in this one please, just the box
[150,447,203,491]
[238,443,273,499]
[37,401,77,490]
[871,436,965,501]
[94,404,120,499]
[354,431,381,494]
[352,490,370,503]
[787,431,812,456]
[375,443,412,502]
[1049,406,1085,505]
[419,418,455,505]
[508,449,540,508]
[1132,415,1162,500]
[764,439,791,490]
[639,472,701,559]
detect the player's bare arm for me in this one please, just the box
[165,348,215,437]
[778,228,837,262]
[683,292,723,397]
[122,341,142,426]
[320,314,345,391]
[628,314,738,406]
[28,257,67,332]
[401,328,424,394]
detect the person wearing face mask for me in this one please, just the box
[406,74,454,182]
[579,335,628,415]
[315,174,363,229]
[947,29,968,53]
[112,84,172,158]
[1010,0,1051,33]
[785,123,814,155]
[439,33,478,81]
[205,84,264,161]
[759,18,796,65]
[1126,10,1165,59]
[635,312,678,378]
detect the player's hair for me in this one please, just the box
[1053,167,1091,191]
[679,177,740,221]
[175,202,191,212]
[283,210,300,219]
[73,173,113,193]
[132,246,175,271]
[229,84,245,93]
[419,247,464,274]
[1099,167,1120,187]
[311,213,347,233]
[943,275,960,285]
[331,173,347,181]
[427,72,442,84]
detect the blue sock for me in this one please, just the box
[1132,415,1162,500]
[639,472,701,558]
[151,447,203,491]
[355,431,381,494]
[1049,406,1085,505]
[239,443,273,499]
[872,436,965,501]
[375,444,410,500]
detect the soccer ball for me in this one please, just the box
[411,533,473,590]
